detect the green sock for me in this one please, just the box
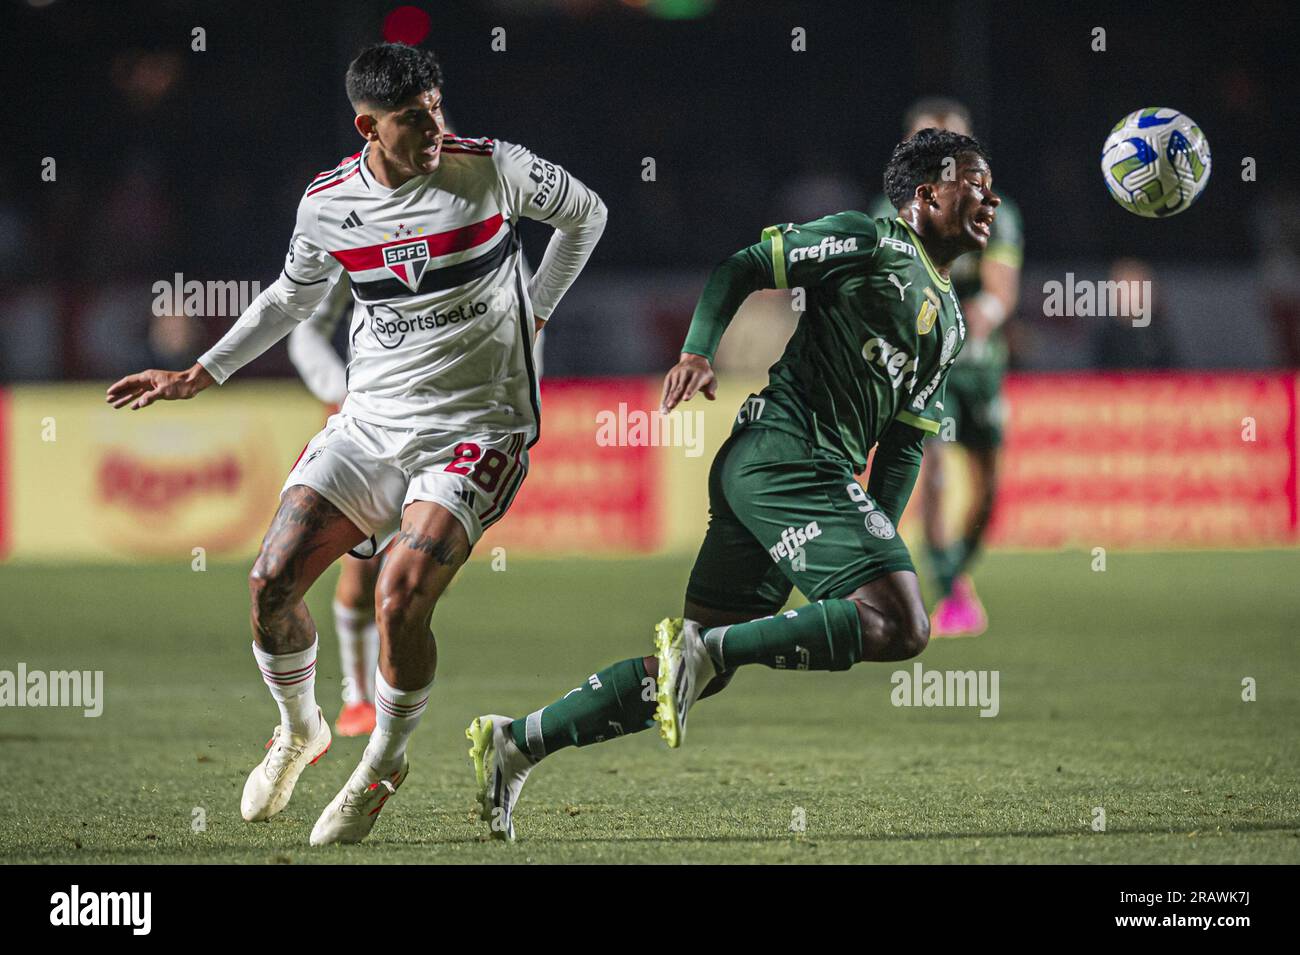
[510,657,657,761]
[929,542,960,596]
[701,599,863,672]
[954,534,980,579]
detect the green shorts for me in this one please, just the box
[943,368,1006,451]
[685,424,916,616]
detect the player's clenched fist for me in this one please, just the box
[106,363,215,411]
[660,352,717,414]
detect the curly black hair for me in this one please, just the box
[882,127,990,209]
[345,43,444,110]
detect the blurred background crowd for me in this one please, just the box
[4,0,1298,383]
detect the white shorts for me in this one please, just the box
[282,413,530,557]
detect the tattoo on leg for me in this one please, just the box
[393,529,463,566]
[251,487,349,644]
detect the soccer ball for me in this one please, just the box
[1100,107,1211,217]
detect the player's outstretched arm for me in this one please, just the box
[660,241,775,413]
[108,187,340,412]
[106,363,215,411]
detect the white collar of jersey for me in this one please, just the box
[357,142,430,196]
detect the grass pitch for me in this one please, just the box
[1,550,1298,864]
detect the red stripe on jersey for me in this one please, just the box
[307,165,360,196]
[444,135,495,152]
[312,152,363,183]
[328,213,505,272]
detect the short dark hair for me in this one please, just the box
[882,127,990,209]
[902,96,971,135]
[345,43,443,110]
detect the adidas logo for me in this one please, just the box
[341,210,363,229]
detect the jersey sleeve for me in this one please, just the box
[896,376,948,435]
[758,211,879,291]
[679,212,878,362]
[287,274,351,405]
[494,140,607,321]
[283,196,342,289]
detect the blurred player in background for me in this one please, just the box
[107,42,604,845]
[868,99,1023,637]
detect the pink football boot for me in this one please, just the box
[930,575,988,638]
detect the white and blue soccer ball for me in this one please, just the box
[1100,107,1211,218]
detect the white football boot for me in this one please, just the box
[653,618,716,748]
[309,758,409,846]
[241,708,331,822]
[466,715,535,842]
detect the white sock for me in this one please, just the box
[252,638,320,738]
[333,601,379,704]
[364,670,432,776]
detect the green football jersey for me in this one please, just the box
[686,211,968,470]
[867,193,1023,375]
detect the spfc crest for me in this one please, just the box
[916,287,941,335]
[382,239,430,292]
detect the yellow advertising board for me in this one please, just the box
[1,373,1295,564]
[6,384,325,561]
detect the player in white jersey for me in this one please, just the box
[106,43,606,845]
[288,267,545,740]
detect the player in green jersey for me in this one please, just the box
[868,98,1023,637]
[467,128,1001,840]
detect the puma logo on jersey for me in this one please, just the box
[887,274,912,300]
[788,236,858,263]
[341,210,363,229]
[862,337,919,390]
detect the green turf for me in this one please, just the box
[1,550,1298,864]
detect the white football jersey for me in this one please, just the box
[287,275,351,405]
[200,135,606,443]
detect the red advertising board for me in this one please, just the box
[989,372,1298,548]
[479,377,663,554]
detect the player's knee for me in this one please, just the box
[376,575,438,635]
[248,557,295,624]
[849,596,928,660]
[898,611,930,658]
